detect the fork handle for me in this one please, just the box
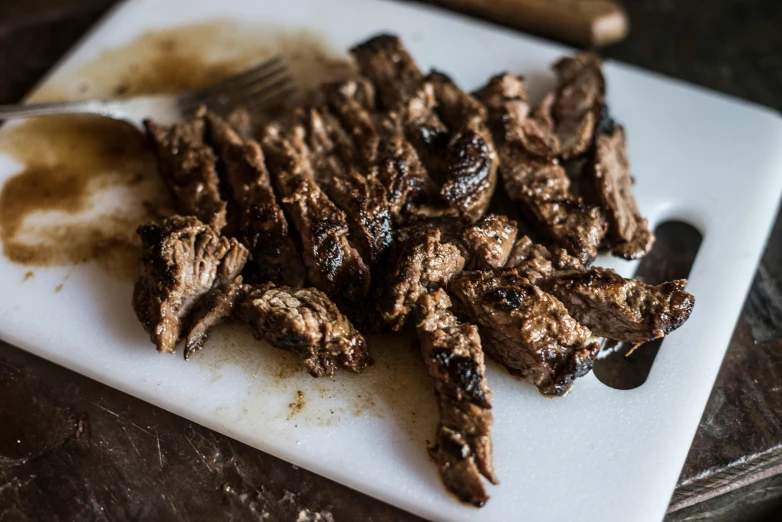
[0,100,122,121]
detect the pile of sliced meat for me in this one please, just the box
[132,34,694,507]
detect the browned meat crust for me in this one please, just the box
[205,113,305,286]
[586,126,655,259]
[505,235,584,284]
[239,284,369,376]
[461,214,518,270]
[183,277,248,360]
[416,290,497,507]
[543,267,694,345]
[351,34,450,189]
[262,125,371,306]
[144,111,227,231]
[132,216,248,354]
[428,71,498,222]
[475,73,606,265]
[549,53,606,160]
[449,268,599,396]
[376,225,465,331]
[323,78,380,167]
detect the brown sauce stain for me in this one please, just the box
[1,21,352,280]
[54,283,63,294]
[22,271,34,282]
[287,390,306,420]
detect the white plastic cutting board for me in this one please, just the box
[2,1,782,521]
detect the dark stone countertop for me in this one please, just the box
[1,0,782,521]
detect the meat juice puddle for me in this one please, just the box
[0,21,353,285]
[0,21,436,436]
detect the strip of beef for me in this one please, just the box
[376,225,465,331]
[205,113,305,286]
[262,125,371,306]
[505,235,584,284]
[549,53,606,160]
[369,129,433,219]
[586,125,655,259]
[183,277,248,360]
[449,268,599,396]
[428,71,498,222]
[144,110,227,230]
[290,107,393,267]
[132,216,248,354]
[239,284,369,377]
[416,289,497,507]
[461,214,518,270]
[543,267,694,346]
[351,34,450,181]
[475,73,606,265]
[323,78,380,167]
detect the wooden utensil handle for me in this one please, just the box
[427,0,628,47]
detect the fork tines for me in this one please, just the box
[177,55,295,116]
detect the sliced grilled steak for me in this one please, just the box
[428,71,498,222]
[376,225,465,331]
[132,216,248,354]
[323,78,379,167]
[505,235,584,284]
[449,268,599,396]
[543,267,694,345]
[416,289,497,507]
[475,73,606,265]
[369,129,433,219]
[262,125,371,306]
[205,113,305,286]
[144,110,227,230]
[183,277,248,360]
[586,126,655,259]
[351,34,450,180]
[239,284,369,376]
[549,53,606,160]
[462,214,518,270]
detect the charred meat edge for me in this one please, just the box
[416,289,498,507]
[132,216,248,354]
[205,112,305,286]
[375,225,465,331]
[144,109,227,231]
[449,268,599,396]
[475,72,606,265]
[585,124,655,259]
[239,283,369,376]
[543,266,694,348]
[261,124,371,307]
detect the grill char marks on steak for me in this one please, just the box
[543,267,694,346]
[239,284,369,377]
[449,268,599,396]
[289,106,394,268]
[586,126,655,259]
[428,71,498,222]
[205,113,305,286]
[262,125,371,307]
[183,277,248,360]
[144,110,227,230]
[505,235,584,284]
[376,225,465,331]
[548,53,606,160]
[323,78,380,167]
[416,289,497,507]
[351,34,450,182]
[475,73,606,265]
[132,216,248,354]
[462,214,518,270]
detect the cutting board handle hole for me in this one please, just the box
[593,220,703,390]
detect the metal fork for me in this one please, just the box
[0,56,295,129]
